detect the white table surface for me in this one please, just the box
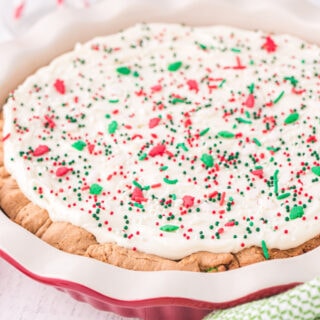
[0,9,133,320]
[0,259,132,320]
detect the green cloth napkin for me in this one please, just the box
[204,277,320,320]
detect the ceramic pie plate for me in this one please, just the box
[0,0,320,319]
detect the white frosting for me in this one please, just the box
[3,24,320,260]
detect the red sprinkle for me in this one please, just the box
[244,94,255,108]
[219,192,226,206]
[13,3,25,20]
[54,79,66,94]
[186,79,199,93]
[2,133,10,142]
[91,44,99,51]
[265,101,273,107]
[132,134,143,140]
[131,187,147,203]
[44,115,56,128]
[234,56,246,70]
[165,150,175,158]
[56,167,71,177]
[33,145,50,157]
[292,87,306,95]
[184,118,192,128]
[262,36,277,53]
[217,228,224,234]
[135,89,146,97]
[208,191,218,199]
[167,114,173,121]
[151,84,162,92]
[149,117,161,129]
[149,144,166,157]
[87,143,95,154]
[307,135,317,143]
[251,169,264,178]
[182,195,195,208]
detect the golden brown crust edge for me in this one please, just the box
[0,117,319,272]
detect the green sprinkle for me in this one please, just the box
[284,76,298,87]
[253,138,262,146]
[200,128,210,136]
[72,140,86,151]
[163,177,178,185]
[108,120,118,134]
[277,193,291,200]
[90,183,103,195]
[134,202,144,209]
[133,71,139,77]
[159,165,168,171]
[198,43,207,50]
[311,166,320,176]
[284,113,299,124]
[267,146,280,153]
[273,169,279,195]
[273,91,285,104]
[206,267,218,273]
[231,48,241,53]
[170,193,177,200]
[236,117,252,124]
[176,142,189,152]
[261,240,270,259]
[132,180,143,189]
[108,99,119,103]
[139,153,147,160]
[218,131,235,138]
[218,79,226,88]
[172,98,185,104]
[160,225,179,232]
[116,66,131,75]
[200,153,214,168]
[290,206,304,220]
[105,114,111,119]
[247,83,255,94]
[168,61,182,72]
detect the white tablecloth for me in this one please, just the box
[0,259,129,320]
